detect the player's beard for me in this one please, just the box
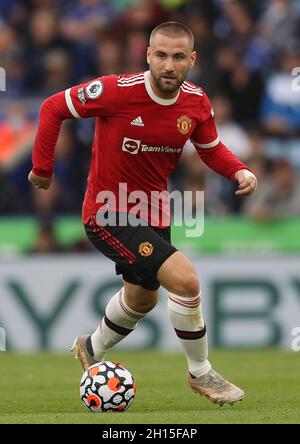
[150,67,188,95]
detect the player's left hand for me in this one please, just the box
[28,170,52,190]
[234,169,257,196]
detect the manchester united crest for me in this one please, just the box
[138,242,153,257]
[177,115,192,135]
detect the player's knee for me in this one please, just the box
[136,295,158,313]
[126,292,158,314]
[179,273,200,298]
[185,274,200,298]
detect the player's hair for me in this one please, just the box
[150,21,194,50]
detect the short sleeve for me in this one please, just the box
[64,75,118,119]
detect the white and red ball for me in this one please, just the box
[80,361,136,412]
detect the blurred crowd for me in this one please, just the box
[1,0,300,247]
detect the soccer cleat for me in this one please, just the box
[71,335,97,371]
[188,368,244,407]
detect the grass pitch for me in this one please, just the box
[0,349,299,424]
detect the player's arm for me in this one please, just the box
[28,76,118,189]
[190,97,257,196]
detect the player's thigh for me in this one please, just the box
[123,280,159,313]
[157,250,200,297]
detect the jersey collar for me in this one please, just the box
[144,71,180,106]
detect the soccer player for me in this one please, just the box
[28,22,257,406]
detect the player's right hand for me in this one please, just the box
[28,170,52,190]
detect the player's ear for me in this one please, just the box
[147,47,151,64]
[190,51,196,68]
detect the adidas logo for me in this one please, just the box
[131,116,144,127]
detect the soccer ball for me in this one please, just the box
[80,361,136,412]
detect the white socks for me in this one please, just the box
[90,287,211,378]
[91,288,145,361]
[168,292,211,378]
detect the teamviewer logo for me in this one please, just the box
[122,137,141,154]
[0,327,6,351]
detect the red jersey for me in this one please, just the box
[32,71,249,226]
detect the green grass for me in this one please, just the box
[0,350,299,424]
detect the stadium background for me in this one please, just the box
[1,0,300,352]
